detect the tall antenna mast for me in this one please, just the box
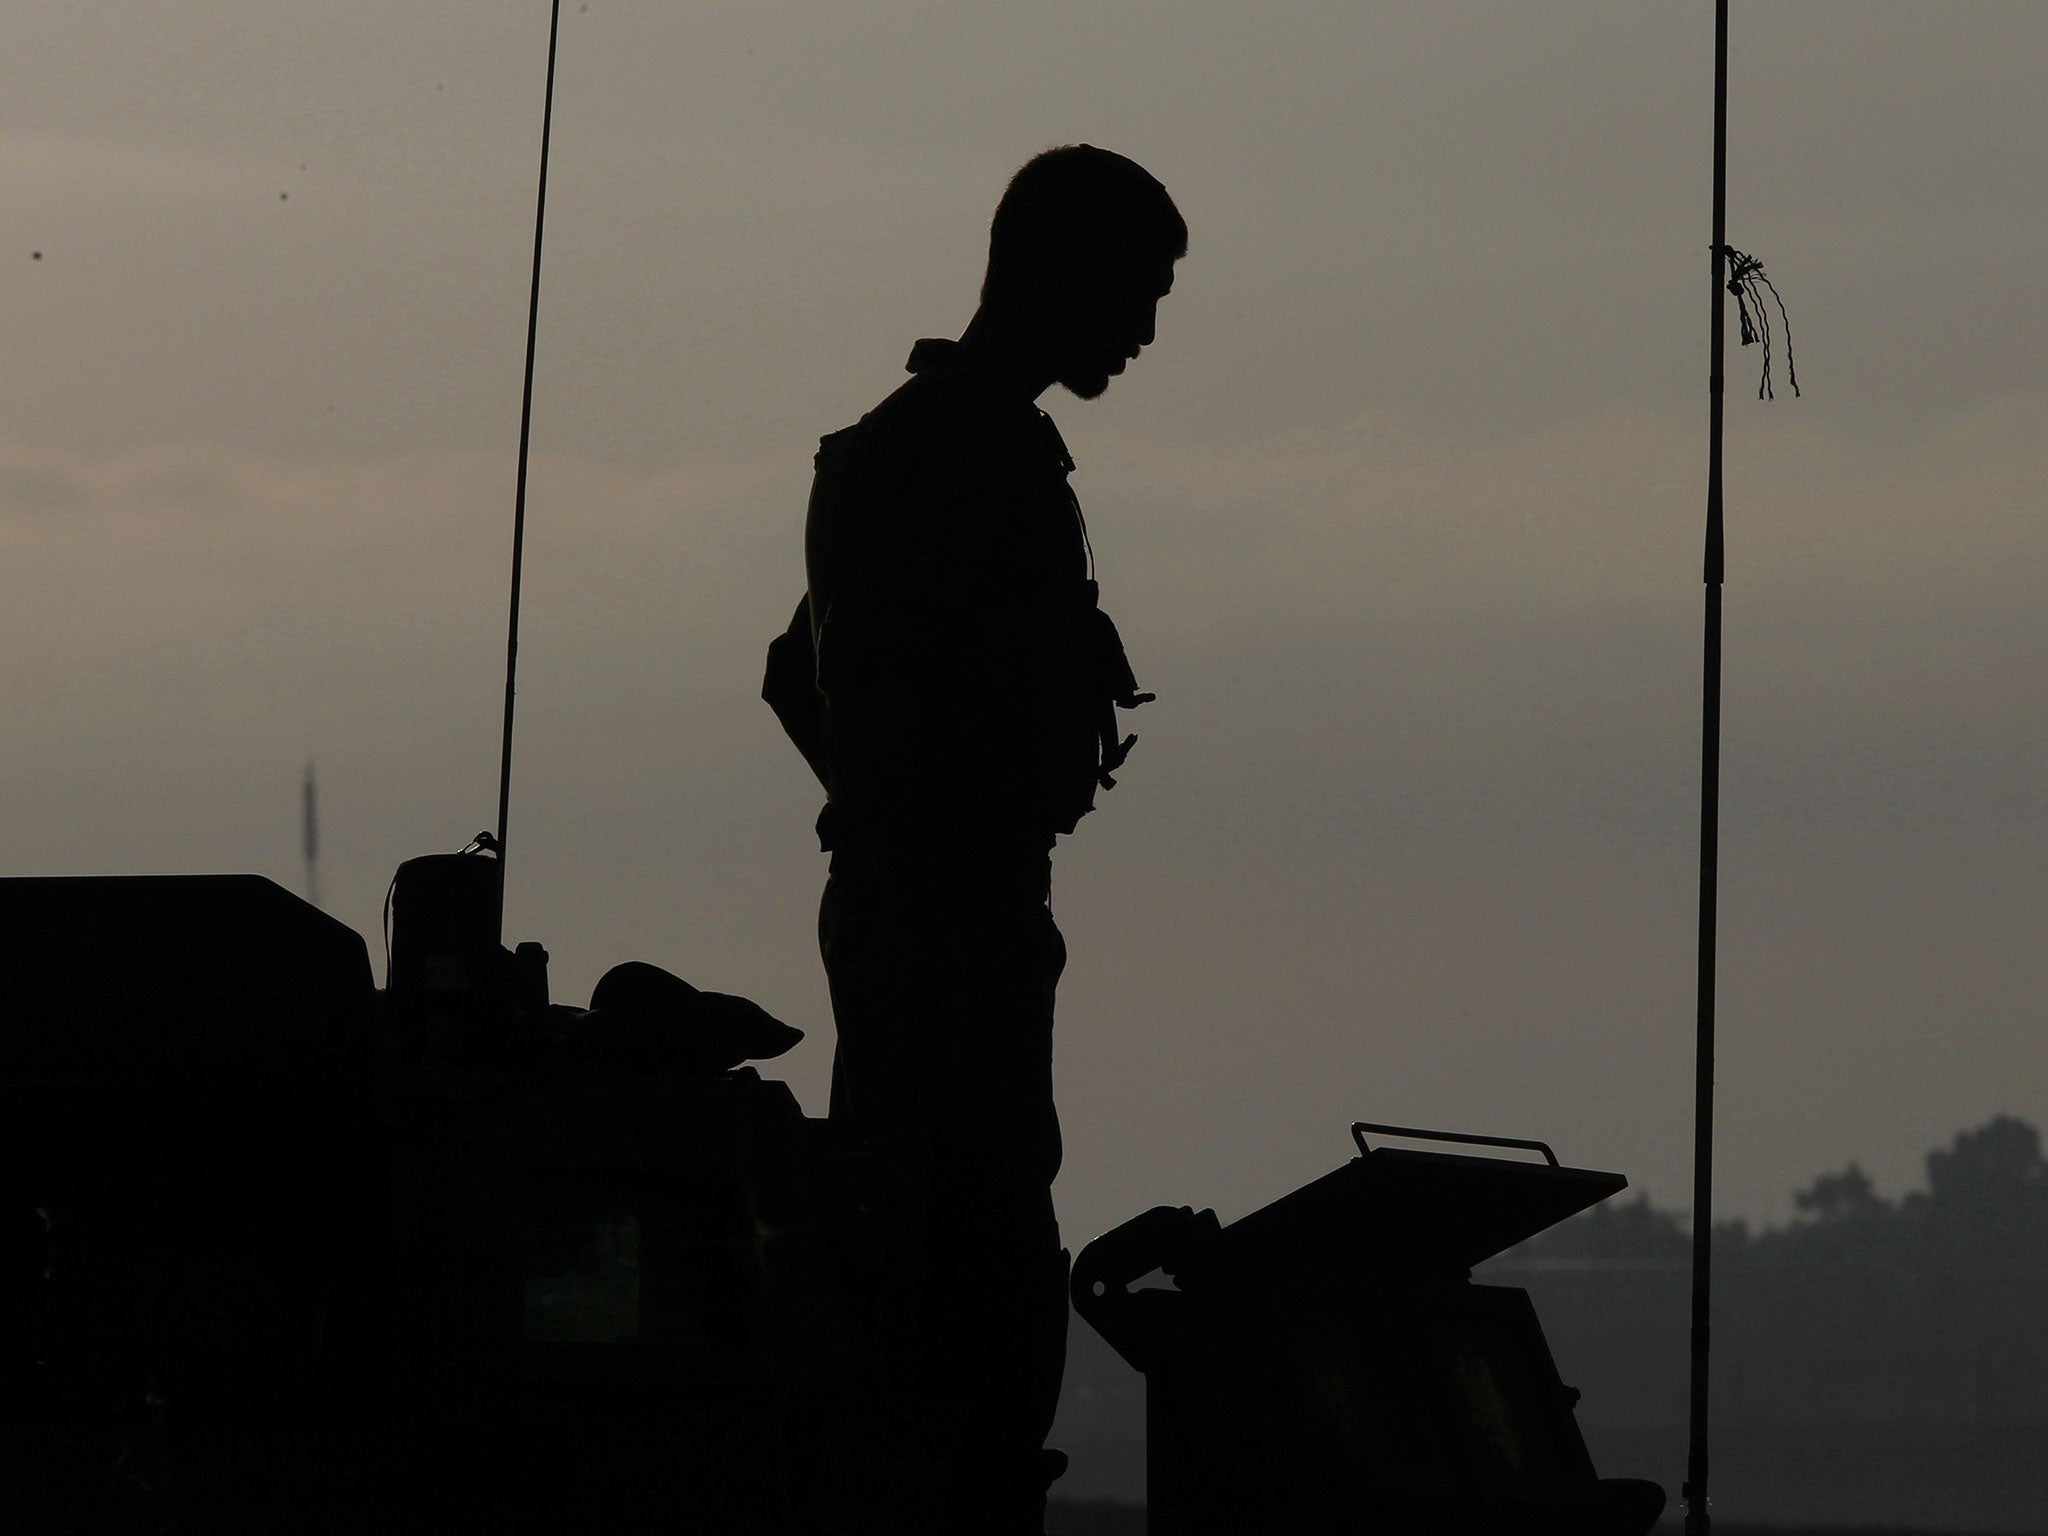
[302,760,320,909]
[1685,3,1731,1532]
[494,0,565,942]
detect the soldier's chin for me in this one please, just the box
[1059,368,1113,401]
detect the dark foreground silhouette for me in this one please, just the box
[1071,1128,1663,1535]
[5,872,1667,1533]
[3,870,825,1534]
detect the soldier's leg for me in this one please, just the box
[815,860,960,1531]
[818,857,1070,1528]
[920,874,1069,1524]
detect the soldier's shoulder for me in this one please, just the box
[818,346,1034,480]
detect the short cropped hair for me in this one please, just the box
[982,145,1188,305]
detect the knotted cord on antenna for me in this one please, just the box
[1719,245,1799,401]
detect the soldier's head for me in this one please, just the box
[982,145,1186,400]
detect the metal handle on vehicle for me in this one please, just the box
[1350,1121,1559,1167]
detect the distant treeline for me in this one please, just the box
[1492,1114,2048,1426]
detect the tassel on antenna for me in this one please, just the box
[1719,245,1800,400]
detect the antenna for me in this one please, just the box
[1685,5,1730,1532]
[302,760,321,909]
[1687,24,1803,1527]
[494,0,565,943]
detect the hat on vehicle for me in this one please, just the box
[577,959,802,1076]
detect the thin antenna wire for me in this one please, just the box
[494,0,564,943]
[1685,3,1730,1533]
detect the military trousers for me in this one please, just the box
[818,841,1069,1522]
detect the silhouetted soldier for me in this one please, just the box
[779,145,1184,1531]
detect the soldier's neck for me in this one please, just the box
[955,305,1060,403]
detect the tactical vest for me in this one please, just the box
[764,397,1151,847]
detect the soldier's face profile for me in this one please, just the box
[1051,254,1176,401]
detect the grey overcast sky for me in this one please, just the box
[3,2,2043,1244]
